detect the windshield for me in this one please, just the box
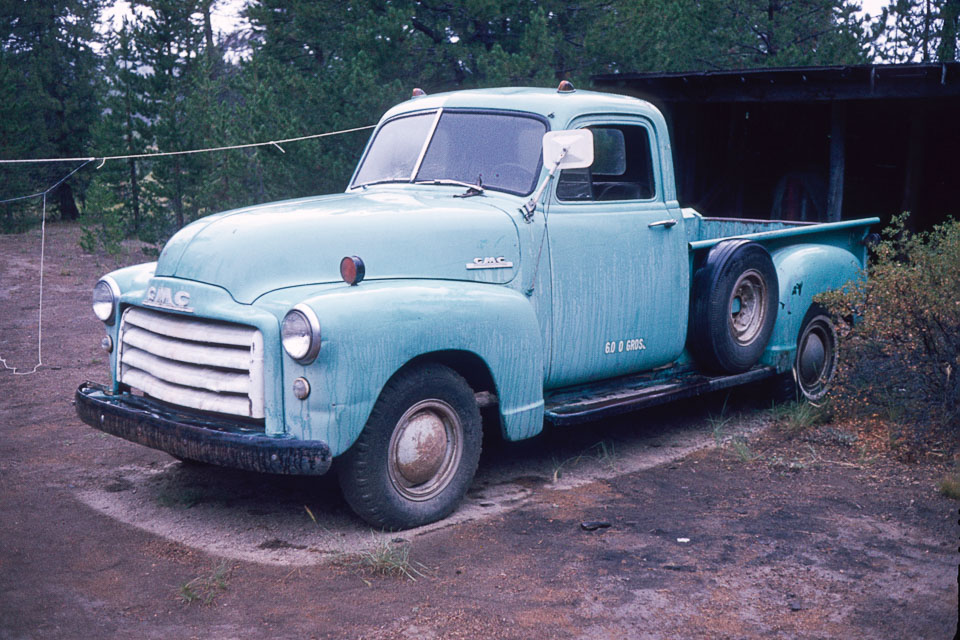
[351,110,547,196]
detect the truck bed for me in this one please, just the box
[682,209,878,254]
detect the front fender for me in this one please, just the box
[276,281,545,456]
[763,244,863,370]
[103,261,157,319]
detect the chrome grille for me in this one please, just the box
[118,307,265,419]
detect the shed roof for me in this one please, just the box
[592,62,960,103]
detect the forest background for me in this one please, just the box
[1,0,958,248]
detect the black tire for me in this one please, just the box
[771,306,838,403]
[337,363,482,530]
[689,240,779,374]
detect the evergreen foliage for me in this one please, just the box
[0,0,101,230]
[875,0,960,62]
[0,0,954,242]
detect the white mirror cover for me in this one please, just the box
[542,129,594,170]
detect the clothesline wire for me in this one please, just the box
[1,122,375,375]
[0,123,376,165]
[0,159,94,375]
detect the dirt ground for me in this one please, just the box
[1,223,957,640]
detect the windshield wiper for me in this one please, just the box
[414,179,485,197]
[353,178,407,189]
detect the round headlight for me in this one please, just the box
[92,278,119,323]
[281,305,321,364]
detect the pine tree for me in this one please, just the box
[136,0,205,233]
[92,17,149,234]
[877,0,960,62]
[0,0,102,223]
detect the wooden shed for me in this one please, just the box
[592,63,960,229]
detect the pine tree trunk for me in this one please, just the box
[58,183,79,221]
[129,158,140,232]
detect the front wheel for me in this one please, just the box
[337,363,482,530]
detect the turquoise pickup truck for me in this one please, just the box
[77,84,878,529]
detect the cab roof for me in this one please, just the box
[381,86,661,129]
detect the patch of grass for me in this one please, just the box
[856,444,878,466]
[937,468,960,500]
[346,539,430,583]
[819,427,858,447]
[708,414,733,446]
[707,396,732,445]
[770,400,832,435]
[551,439,619,481]
[178,561,231,605]
[550,454,575,483]
[590,439,618,472]
[729,436,758,463]
[767,454,805,472]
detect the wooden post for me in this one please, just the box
[826,102,846,222]
[901,103,926,229]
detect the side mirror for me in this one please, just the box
[521,129,594,222]
[542,129,594,170]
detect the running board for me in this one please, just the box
[544,366,777,426]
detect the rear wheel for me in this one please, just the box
[337,363,482,530]
[772,307,838,403]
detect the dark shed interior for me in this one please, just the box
[592,63,960,229]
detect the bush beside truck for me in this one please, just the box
[820,214,960,447]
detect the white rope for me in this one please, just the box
[0,124,376,165]
[0,160,89,374]
[0,122,375,375]
[1,193,49,375]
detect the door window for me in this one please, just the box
[556,125,655,202]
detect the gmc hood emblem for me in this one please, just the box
[466,256,514,270]
[143,285,194,312]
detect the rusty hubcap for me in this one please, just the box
[388,400,463,501]
[728,269,767,346]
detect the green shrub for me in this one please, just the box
[819,214,960,437]
[938,467,960,500]
[78,179,124,255]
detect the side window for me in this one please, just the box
[556,125,656,202]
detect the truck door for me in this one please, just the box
[545,119,689,388]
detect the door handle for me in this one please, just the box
[648,219,677,229]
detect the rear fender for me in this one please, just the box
[763,244,863,370]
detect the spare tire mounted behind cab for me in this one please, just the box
[689,239,779,374]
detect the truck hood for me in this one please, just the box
[155,188,522,303]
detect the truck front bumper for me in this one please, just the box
[75,382,332,475]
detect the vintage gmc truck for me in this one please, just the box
[77,83,878,529]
